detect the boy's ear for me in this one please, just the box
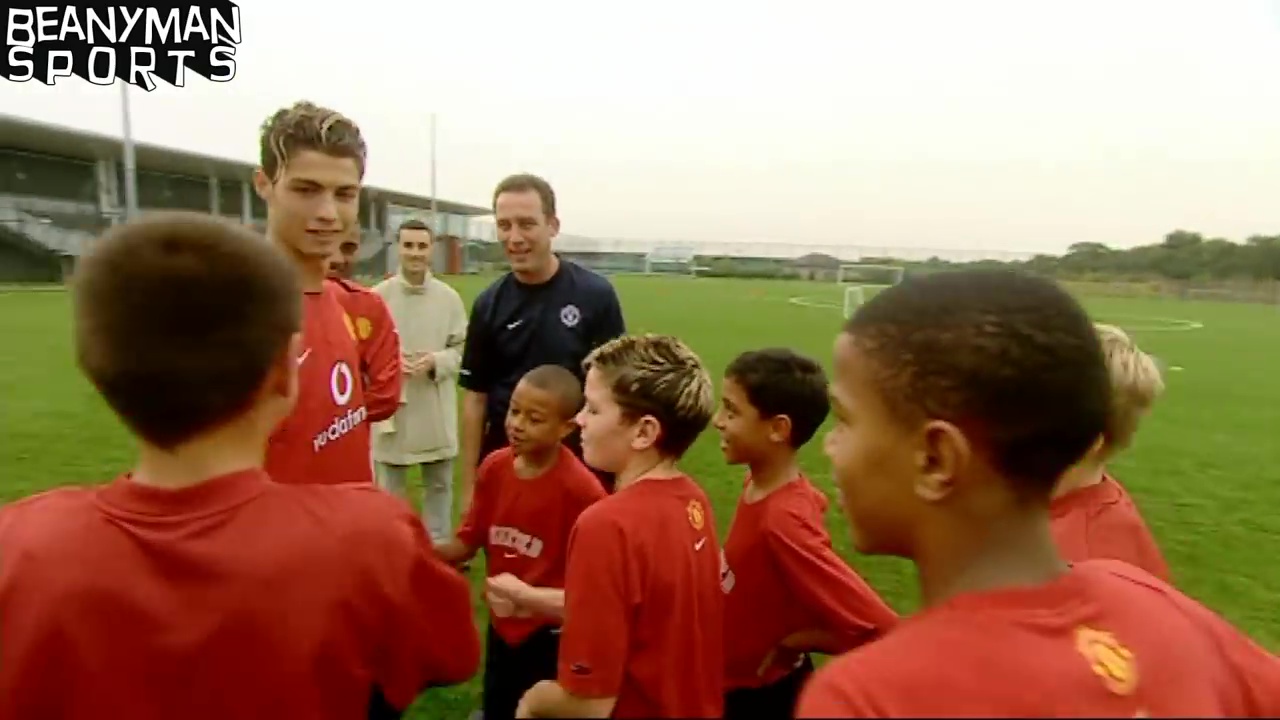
[767,414,793,445]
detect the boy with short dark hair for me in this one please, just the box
[435,364,607,720]
[487,334,725,718]
[0,213,480,720]
[715,348,897,719]
[798,269,1280,717]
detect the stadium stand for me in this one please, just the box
[0,113,493,282]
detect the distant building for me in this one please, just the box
[0,113,493,282]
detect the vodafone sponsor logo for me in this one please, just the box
[312,360,368,452]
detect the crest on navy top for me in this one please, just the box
[560,303,581,328]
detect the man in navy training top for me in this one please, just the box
[459,173,626,501]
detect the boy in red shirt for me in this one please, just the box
[487,334,725,719]
[1051,323,1169,580]
[254,101,378,485]
[435,364,607,720]
[0,213,480,720]
[326,227,403,424]
[797,269,1280,718]
[714,348,898,719]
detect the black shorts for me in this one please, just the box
[479,427,615,494]
[723,655,815,720]
[481,623,561,720]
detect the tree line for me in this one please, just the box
[910,230,1280,282]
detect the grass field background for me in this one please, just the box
[2,274,1279,718]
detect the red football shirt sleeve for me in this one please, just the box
[766,504,898,649]
[1085,508,1171,582]
[369,498,480,707]
[1172,592,1280,716]
[360,293,402,423]
[455,453,500,549]
[557,510,631,699]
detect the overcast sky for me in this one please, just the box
[4,0,1280,255]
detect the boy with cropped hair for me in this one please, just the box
[435,364,607,720]
[797,268,1279,717]
[487,334,725,718]
[715,348,898,719]
[1050,323,1170,580]
[0,213,479,720]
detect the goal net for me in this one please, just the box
[838,264,905,319]
[644,245,699,277]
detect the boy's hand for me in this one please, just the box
[758,632,808,676]
[487,573,534,618]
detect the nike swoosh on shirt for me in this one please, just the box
[694,537,707,551]
[506,319,524,330]
[296,349,312,366]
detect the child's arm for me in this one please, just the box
[767,505,898,653]
[488,573,565,620]
[518,512,627,719]
[434,538,478,568]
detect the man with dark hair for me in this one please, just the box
[459,173,626,500]
[798,268,1280,717]
[0,213,480,719]
[254,100,397,486]
[326,226,402,425]
[372,218,468,544]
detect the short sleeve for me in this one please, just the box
[366,495,481,703]
[765,505,897,647]
[557,509,632,699]
[589,281,626,348]
[455,452,502,548]
[459,294,495,393]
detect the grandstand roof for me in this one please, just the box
[0,113,492,217]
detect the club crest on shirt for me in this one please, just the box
[686,499,705,531]
[1075,626,1138,696]
[560,303,581,328]
[355,316,373,340]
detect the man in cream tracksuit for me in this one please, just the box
[372,219,467,543]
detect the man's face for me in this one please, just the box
[326,232,360,279]
[398,228,434,275]
[494,189,558,277]
[824,332,922,557]
[255,150,361,261]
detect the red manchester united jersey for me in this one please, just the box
[267,283,373,485]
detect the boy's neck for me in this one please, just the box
[614,452,681,492]
[513,444,561,479]
[1051,459,1107,500]
[745,453,801,501]
[270,232,326,292]
[132,424,267,490]
[914,507,1068,609]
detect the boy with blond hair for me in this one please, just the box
[1050,323,1169,580]
[487,334,725,719]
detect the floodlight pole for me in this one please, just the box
[120,83,139,221]
[429,112,439,233]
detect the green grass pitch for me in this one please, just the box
[1,275,1278,718]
